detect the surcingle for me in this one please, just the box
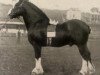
[47,25,56,46]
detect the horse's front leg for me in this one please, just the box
[32,43,44,75]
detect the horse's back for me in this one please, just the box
[63,19,91,34]
[52,19,91,46]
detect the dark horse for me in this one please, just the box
[8,0,95,75]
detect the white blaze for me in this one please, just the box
[8,9,12,15]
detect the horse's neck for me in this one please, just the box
[22,15,31,30]
[22,14,49,31]
[21,2,50,30]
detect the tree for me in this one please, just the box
[91,7,99,13]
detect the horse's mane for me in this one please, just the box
[23,1,49,22]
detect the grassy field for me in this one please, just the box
[0,36,100,75]
[0,24,99,75]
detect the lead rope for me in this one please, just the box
[1,17,11,32]
[17,17,24,23]
[2,18,10,26]
[1,17,24,32]
[2,17,24,26]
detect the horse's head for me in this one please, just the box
[8,0,27,19]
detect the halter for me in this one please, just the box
[2,16,24,29]
[7,0,25,24]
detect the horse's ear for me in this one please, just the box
[12,0,27,8]
[19,0,29,2]
[12,0,19,7]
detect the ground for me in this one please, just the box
[0,36,100,75]
[0,23,100,75]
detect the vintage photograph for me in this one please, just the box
[0,0,100,75]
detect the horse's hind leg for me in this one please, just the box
[77,44,95,75]
[32,43,44,75]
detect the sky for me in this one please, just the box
[0,0,100,12]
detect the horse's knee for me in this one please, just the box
[33,43,42,59]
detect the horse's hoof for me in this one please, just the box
[89,70,95,75]
[31,68,44,75]
[79,70,95,75]
[79,70,87,75]
[89,68,95,75]
[31,72,43,75]
[79,72,83,75]
[31,72,37,75]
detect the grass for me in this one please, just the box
[0,36,100,75]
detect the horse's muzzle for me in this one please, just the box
[8,14,13,19]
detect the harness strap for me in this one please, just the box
[47,25,56,46]
[47,37,52,46]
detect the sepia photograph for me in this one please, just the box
[0,0,100,75]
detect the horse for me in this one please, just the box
[8,0,95,75]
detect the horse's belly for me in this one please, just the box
[50,36,72,47]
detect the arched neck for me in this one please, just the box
[21,1,50,30]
